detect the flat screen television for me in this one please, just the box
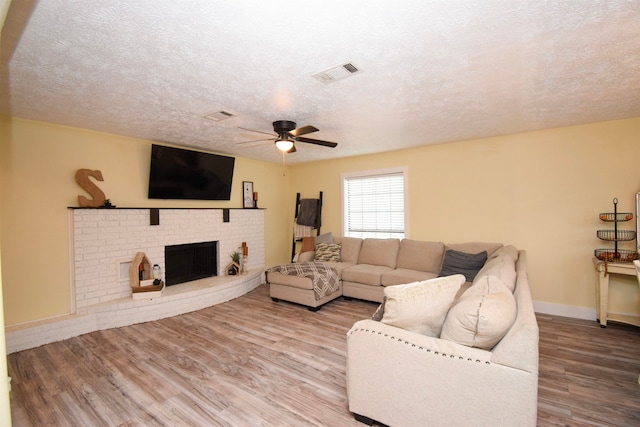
[148,144,235,200]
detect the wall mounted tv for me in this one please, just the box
[148,144,235,200]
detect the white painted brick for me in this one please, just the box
[71,208,264,309]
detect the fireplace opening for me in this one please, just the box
[165,241,218,286]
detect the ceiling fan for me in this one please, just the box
[237,120,338,153]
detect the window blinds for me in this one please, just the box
[345,172,405,239]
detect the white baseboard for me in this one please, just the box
[533,301,597,320]
[534,301,640,323]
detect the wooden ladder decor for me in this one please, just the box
[291,191,323,261]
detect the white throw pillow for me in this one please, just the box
[441,275,516,349]
[380,274,466,337]
[297,251,315,263]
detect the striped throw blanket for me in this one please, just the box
[267,262,340,300]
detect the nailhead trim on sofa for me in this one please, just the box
[348,327,490,364]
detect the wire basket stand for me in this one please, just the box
[595,197,638,263]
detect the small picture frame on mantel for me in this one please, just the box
[243,181,254,208]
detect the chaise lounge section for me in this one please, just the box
[267,235,362,310]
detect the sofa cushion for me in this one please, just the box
[314,232,334,245]
[487,244,518,263]
[357,238,400,268]
[266,271,314,290]
[341,264,395,286]
[381,268,438,286]
[333,237,363,264]
[297,251,315,262]
[396,239,445,272]
[314,243,341,262]
[441,275,517,349]
[446,242,503,259]
[379,274,466,337]
[438,249,487,282]
[473,248,517,292]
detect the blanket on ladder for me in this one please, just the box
[267,262,340,300]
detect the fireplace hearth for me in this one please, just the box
[4,208,265,354]
[165,241,218,286]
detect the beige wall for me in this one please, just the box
[2,116,640,327]
[288,117,640,317]
[0,117,291,325]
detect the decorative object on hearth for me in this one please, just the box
[129,252,164,299]
[130,252,151,286]
[227,251,241,275]
[243,181,254,208]
[595,197,638,263]
[75,168,106,207]
[152,264,162,280]
[226,262,239,275]
[241,242,248,274]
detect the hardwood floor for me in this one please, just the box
[536,313,640,426]
[7,284,640,426]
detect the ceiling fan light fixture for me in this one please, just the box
[275,137,294,152]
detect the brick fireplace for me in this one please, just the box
[72,208,264,309]
[5,208,265,353]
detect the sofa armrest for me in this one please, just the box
[347,318,491,368]
[347,319,538,427]
[491,251,539,374]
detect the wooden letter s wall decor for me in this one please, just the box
[76,169,106,207]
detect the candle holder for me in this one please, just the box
[241,255,248,274]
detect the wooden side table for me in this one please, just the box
[592,257,640,327]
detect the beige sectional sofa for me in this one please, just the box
[266,236,503,308]
[266,235,539,426]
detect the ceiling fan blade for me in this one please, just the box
[238,126,276,137]
[294,136,338,148]
[235,137,274,145]
[288,125,318,137]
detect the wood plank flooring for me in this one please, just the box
[536,313,640,426]
[7,284,640,426]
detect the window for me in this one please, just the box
[342,167,407,239]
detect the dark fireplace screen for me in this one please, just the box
[165,241,218,286]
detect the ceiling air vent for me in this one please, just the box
[204,111,235,122]
[312,62,362,84]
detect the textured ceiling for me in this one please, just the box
[1,1,639,164]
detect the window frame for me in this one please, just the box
[341,166,409,239]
